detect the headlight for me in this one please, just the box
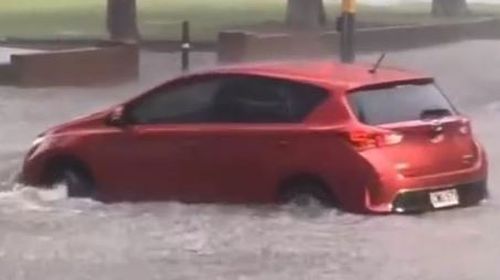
[26,135,46,159]
[32,136,46,147]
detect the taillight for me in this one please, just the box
[344,131,403,150]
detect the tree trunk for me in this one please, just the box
[107,0,139,42]
[432,0,469,17]
[286,0,326,30]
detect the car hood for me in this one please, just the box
[43,108,113,136]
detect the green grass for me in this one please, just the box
[0,1,106,39]
[138,0,286,41]
[0,0,497,42]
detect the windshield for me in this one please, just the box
[348,83,456,125]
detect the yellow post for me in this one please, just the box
[340,0,357,63]
[342,0,357,14]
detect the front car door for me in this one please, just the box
[93,75,225,201]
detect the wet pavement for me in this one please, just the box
[0,41,499,279]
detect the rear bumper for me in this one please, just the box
[392,180,488,213]
[364,178,488,214]
[362,143,488,214]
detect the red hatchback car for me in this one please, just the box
[21,60,488,213]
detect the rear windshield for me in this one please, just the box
[347,83,455,125]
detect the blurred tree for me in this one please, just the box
[107,0,139,41]
[286,0,326,29]
[432,0,469,17]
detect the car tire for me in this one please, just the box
[279,180,334,208]
[53,166,95,198]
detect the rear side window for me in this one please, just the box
[348,83,455,125]
[215,77,328,123]
[286,82,329,121]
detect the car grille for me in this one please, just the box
[392,181,488,213]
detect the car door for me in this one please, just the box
[94,75,225,201]
[193,76,329,203]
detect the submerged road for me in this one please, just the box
[0,41,499,280]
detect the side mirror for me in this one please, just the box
[106,106,127,127]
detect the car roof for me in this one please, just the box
[210,59,432,92]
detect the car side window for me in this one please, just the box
[129,77,223,124]
[128,75,328,125]
[214,77,327,123]
[283,80,329,122]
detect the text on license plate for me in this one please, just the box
[429,189,460,208]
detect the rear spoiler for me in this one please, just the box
[347,78,435,93]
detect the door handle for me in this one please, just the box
[278,140,289,147]
[180,141,198,149]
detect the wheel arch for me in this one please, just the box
[277,173,339,205]
[41,154,94,185]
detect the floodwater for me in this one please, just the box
[0,41,499,279]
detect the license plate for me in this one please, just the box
[429,189,460,208]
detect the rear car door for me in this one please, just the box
[348,82,478,178]
[196,76,328,203]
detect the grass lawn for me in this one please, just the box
[0,0,497,42]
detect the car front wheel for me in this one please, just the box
[53,167,95,198]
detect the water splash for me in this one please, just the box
[0,183,68,212]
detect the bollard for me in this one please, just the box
[340,0,357,63]
[181,21,191,72]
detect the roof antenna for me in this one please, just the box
[369,53,386,74]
